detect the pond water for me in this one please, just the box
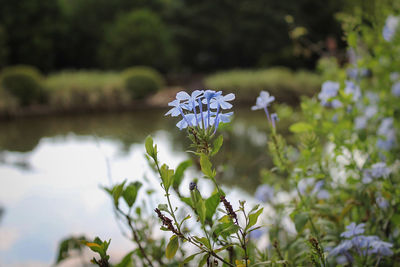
[0,107,278,266]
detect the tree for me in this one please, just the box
[99,9,176,71]
[0,0,64,71]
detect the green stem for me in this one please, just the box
[295,185,327,267]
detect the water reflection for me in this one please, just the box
[0,107,295,266]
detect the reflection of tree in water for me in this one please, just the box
[0,106,298,193]
[0,109,174,153]
[0,119,48,152]
[167,107,298,193]
[0,206,4,224]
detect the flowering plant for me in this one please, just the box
[56,4,400,267]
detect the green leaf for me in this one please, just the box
[211,135,223,156]
[180,197,193,208]
[115,251,134,267]
[196,198,206,225]
[122,181,142,207]
[246,208,263,231]
[160,164,174,191]
[179,214,191,228]
[55,235,87,264]
[289,122,313,133]
[205,193,220,222]
[214,244,232,253]
[145,136,154,157]
[218,215,232,223]
[200,153,215,178]
[179,253,203,267]
[86,242,103,255]
[213,222,240,238]
[166,235,179,259]
[391,214,400,225]
[193,236,211,250]
[158,204,169,213]
[173,160,192,189]
[293,212,309,233]
[113,181,126,207]
[198,253,208,267]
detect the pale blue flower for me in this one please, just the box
[355,116,367,130]
[165,99,185,117]
[210,93,235,109]
[364,105,378,119]
[251,91,275,110]
[341,223,365,238]
[251,91,276,125]
[298,178,315,195]
[383,15,399,41]
[330,223,394,260]
[347,68,369,80]
[311,180,330,199]
[249,228,264,240]
[211,111,233,134]
[362,170,373,184]
[370,240,393,256]
[366,91,379,104]
[271,113,279,129]
[215,111,233,123]
[377,136,396,151]
[202,90,222,128]
[176,90,203,108]
[378,118,395,138]
[166,90,234,131]
[336,255,352,265]
[362,163,391,183]
[356,235,380,249]
[370,162,391,178]
[255,184,274,203]
[376,194,389,209]
[329,240,353,256]
[176,90,204,125]
[203,90,222,103]
[176,113,195,130]
[390,72,399,81]
[318,81,340,107]
[331,99,343,109]
[391,81,400,97]
[344,81,361,101]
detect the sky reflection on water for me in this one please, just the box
[0,107,280,266]
[0,131,190,266]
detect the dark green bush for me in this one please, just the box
[0,65,46,106]
[122,67,164,100]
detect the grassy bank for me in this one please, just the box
[205,67,321,104]
[0,66,322,118]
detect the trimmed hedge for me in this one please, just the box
[0,65,46,106]
[122,67,164,100]
[205,67,321,104]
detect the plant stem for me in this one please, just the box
[295,185,327,267]
[116,208,154,267]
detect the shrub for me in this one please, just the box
[0,65,45,106]
[122,67,164,100]
[205,67,321,104]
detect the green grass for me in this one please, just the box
[205,67,321,104]
[44,70,128,109]
[45,70,123,91]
